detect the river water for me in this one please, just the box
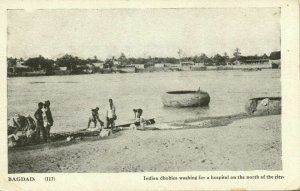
[7,69,280,133]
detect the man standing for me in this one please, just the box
[35,102,46,143]
[44,100,53,141]
[106,99,116,130]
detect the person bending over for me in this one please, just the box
[88,107,104,129]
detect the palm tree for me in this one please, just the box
[177,49,183,65]
[233,48,241,60]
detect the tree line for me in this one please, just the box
[7,49,270,74]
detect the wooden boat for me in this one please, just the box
[245,97,281,115]
[271,62,280,69]
[51,118,155,140]
[162,89,210,107]
[269,51,281,69]
[116,118,155,128]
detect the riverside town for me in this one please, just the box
[7,49,281,77]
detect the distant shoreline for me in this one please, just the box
[7,65,279,78]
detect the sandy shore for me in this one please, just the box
[8,114,281,173]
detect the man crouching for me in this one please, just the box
[131,109,146,130]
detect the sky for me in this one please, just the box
[7,8,280,60]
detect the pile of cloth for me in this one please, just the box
[7,114,36,147]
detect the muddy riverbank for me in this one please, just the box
[8,114,281,173]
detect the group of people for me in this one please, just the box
[8,100,53,144]
[87,98,117,130]
[8,97,148,146]
[34,100,54,143]
[87,99,147,131]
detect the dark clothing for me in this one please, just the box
[88,109,103,128]
[91,109,99,122]
[34,109,43,122]
[34,108,46,142]
[45,107,54,125]
[106,117,115,130]
[36,121,46,143]
[44,107,53,140]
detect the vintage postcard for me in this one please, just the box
[0,0,299,190]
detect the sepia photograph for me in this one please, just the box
[6,8,282,174]
[1,0,300,189]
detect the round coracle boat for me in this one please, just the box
[245,97,281,115]
[162,89,210,107]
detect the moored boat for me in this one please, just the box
[245,97,281,115]
[8,118,156,147]
[162,88,210,107]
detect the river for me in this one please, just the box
[7,69,280,133]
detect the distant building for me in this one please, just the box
[59,67,68,71]
[55,67,71,75]
[233,60,241,65]
[7,62,30,76]
[194,63,205,67]
[54,67,71,75]
[145,62,154,68]
[242,59,269,65]
[180,61,194,67]
[157,63,170,68]
[168,63,181,68]
[82,69,92,74]
[269,51,281,69]
[191,63,206,71]
[133,64,145,69]
[113,60,119,66]
[154,63,165,68]
[180,61,194,70]
[86,64,93,68]
[93,62,104,69]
